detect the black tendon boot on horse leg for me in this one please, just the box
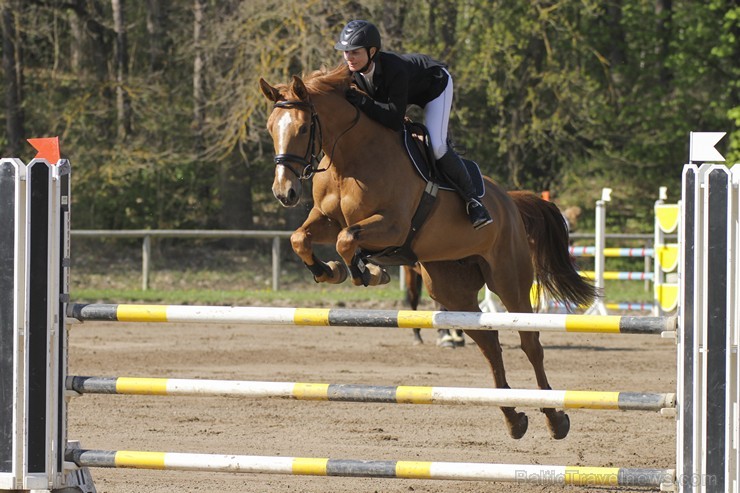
[436,149,492,229]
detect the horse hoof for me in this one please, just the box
[412,329,424,345]
[378,269,391,285]
[546,411,570,440]
[436,340,455,348]
[451,330,465,347]
[507,412,529,439]
[320,261,347,284]
[437,329,455,349]
[326,260,347,284]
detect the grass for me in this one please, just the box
[71,240,414,308]
[71,285,409,307]
[71,241,655,310]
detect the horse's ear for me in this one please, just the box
[291,75,309,101]
[259,78,282,102]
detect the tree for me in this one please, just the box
[449,1,605,192]
[112,0,132,140]
[0,0,736,233]
[145,0,169,72]
[1,0,24,156]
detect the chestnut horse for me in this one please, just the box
[259,65,596,440]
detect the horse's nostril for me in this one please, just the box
[288,189,297,202]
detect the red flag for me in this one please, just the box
[27,137,61,163]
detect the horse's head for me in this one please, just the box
[261,65,356,207]
[260,75,322,207]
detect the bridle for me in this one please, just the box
[272,100,323,180]
[272,98,360,181]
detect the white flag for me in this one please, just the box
[690,132,726,162]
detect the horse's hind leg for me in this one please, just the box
[403,264,424,345]
[489,261,570,440]
[464,329,530,439]
[404,266,457,347]
[451,329,465,347]
[412,328,423,344]
[434,305,456,349]
[436,328,455,348]
[518,331,570,439]
[421,261,528,438]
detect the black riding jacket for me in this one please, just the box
[351,52,448,131]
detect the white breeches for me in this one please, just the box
[424,68,453,160]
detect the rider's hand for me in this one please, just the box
[345,88,367,107]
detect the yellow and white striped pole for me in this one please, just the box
[65,448,675,487]
[67,304,676,335]
[66,376,675,412]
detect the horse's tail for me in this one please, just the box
[508,191,598,311]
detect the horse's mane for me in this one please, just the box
[301,63,351,96]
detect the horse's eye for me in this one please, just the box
[298,125,308,135]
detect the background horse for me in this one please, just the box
[562,205,583,238]
[259,65,596,440]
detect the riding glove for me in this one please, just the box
[345,88,368,108]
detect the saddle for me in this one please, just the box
[355,121,485,269]
[402,121,485,198]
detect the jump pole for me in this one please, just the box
[66,303,676,335]
[66,376,675,412]
[569,246,656,257]
[580,270,654,281]
[65,448,674,487]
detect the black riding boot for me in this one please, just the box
[436,149,493,229]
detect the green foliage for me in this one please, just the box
[451,1,610,191]
[0,0,737,231]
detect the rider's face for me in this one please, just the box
[343,48,372,72]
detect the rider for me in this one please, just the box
[334,20,493,230]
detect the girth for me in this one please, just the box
[357,181,439,267]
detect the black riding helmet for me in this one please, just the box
[335,20,381,51]
[335,20,381,72]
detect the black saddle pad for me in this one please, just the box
[402,124,485,199]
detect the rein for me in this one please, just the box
[272,97,360,181]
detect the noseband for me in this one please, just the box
[272,97,361,181]
[272,100,323,181]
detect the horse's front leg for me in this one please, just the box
[291,208,347,284]
[335,214,400,287]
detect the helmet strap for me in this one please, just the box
[354,47,376,74]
